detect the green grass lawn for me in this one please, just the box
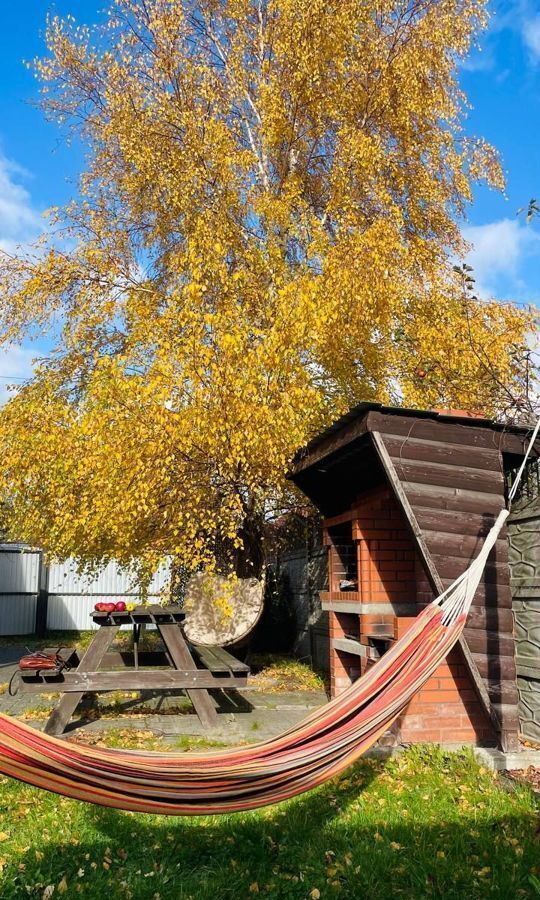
[0,745,538,899]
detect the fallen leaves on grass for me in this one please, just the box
[67,729,170,752]
[0,746,538,900]
[249,655,327,693]
[18,707,55,722]
[506,767,540,794]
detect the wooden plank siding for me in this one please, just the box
[289,405,540,750]
[366,410,539,456]
[374,422,519,748]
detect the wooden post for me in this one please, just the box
[157,623,218,728]
[35,552,49,637]
[44,625,120,736]
[35,590,48,638]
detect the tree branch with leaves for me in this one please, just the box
[0,0,535,581]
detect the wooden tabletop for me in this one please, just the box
[91,604,186,625]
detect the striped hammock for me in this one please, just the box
[0,505,511,816]
[0,421,536,815]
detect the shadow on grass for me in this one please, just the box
[2,753,540,900]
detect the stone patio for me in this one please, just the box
[0,645,328,745]
[3,645,540,772]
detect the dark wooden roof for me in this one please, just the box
[289,405,538,749]
[292,403,539,475]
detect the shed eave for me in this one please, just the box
[290,404,540,478]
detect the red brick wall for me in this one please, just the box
[395,621,494,745]
[352,486,416,604]
[326,484,496,746]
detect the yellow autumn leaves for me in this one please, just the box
[0,0,534,579]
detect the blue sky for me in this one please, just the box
[0,0,539,399]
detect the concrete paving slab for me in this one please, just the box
[17,702,326,746]
[0,643,328,744]
[3,642,540,769]
[474,747,540,771]
[0,646,26,677]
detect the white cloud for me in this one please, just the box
[522,16,540,62]
[460,47,496,73]
[461,218,540,299]
[0,152,44,405]
[463,219,524,277]
[463,2,540,71]
[0,153,41,254]
[0,345,36,406]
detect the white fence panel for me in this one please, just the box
[0,549,40,594]
[47,558,170,597]
[46,559,171,631]
[0,594,37,635]
[0,544,172,634]
[46,595,107,631]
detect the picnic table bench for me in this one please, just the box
[18,605,249,736]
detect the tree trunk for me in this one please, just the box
[235,510,265,580]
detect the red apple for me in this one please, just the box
[114,601,127,612]
[94,602,105,612]
[103,602,116,614]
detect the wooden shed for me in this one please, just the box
[289,403,539,751]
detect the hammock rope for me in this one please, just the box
[0,421,537,815]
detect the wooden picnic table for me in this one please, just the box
[18,604,249,736]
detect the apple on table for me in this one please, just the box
[93,600,132,613]
[93,601,116,613]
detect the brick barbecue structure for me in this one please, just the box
[289,404,540,751]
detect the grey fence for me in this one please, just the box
[0,544,170,636]
[0,541,330,661]
[508,502,540,742]
[274,546,329,670]
[0,546,43,635]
